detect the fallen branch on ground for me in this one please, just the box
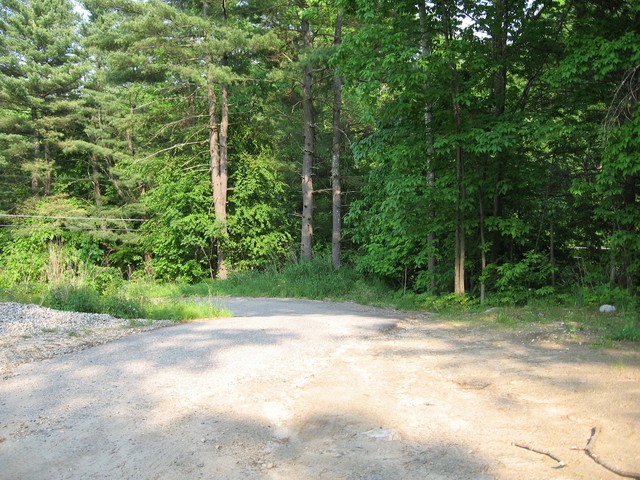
[582,427,640,480]
[513,442,565,467]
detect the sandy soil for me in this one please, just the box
[1,297,639,480]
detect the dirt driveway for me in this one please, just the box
[1,298,639,479]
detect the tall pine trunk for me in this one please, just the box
[205,0,229,279]
[216,2,230,279]
[441,0,465,295]
[490,0,508,264]
[301,15,315,261]
[419,0,437,291]
[207,74,227,279]
[331,14,343,270]
[216,83,229,279]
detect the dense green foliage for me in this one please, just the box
[0,0,638,333]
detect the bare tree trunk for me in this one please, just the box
[454,139,465,296]
[419,0,437,291]
[441,0,465,295]
[216,1,230,279]
[138,182,153,277]
[216,83,229,279]
[203,0,230,279]
[478,191,487,304]
[331,13,343,270]
[491,0,508,264]
[126,100,136,156]
[549,216,556,286]
[207,72,227,279]
[31,108,41,194]
[301,15,315,261]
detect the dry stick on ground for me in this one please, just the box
[513,442,566,468]
[582,427,640,480]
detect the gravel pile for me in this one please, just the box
[0,302,129,338]
[0,302,174,377]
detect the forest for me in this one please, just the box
[0,0,638,319]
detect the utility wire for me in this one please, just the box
[0,214,145,222]
[0,225,135,232]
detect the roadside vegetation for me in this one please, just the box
[0,277,230,323]
[1,256,637,342]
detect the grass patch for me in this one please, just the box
[142,301,230,322]
[0,283,229,322]
[138,257,400,309]
[210,258,390,303]
[610,320,640,342]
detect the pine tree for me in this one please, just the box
[0,0,86,197]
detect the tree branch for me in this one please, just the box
[583,427,640,480]
[513,442,565,468]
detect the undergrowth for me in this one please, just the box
[0,283,229,322]
[1,256,638,342]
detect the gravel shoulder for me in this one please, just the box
[1,298,639,480]
[0,302,173,378]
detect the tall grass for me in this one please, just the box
[117,256,398,307]
[1,255,638,342]
[0,283,229,322]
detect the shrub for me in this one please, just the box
[101,295,142,319]
[610,320,640,342]
[45,284,102,313]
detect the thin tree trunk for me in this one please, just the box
[454,140,465,296]
[331,13,343,270]
[139,182,153,277]
[43,137,52,195]
[478,191,487,304]
[442,0,465,295]
[419,0,437,291]
[491,0,508,264]
[301,15,315,261]
[31,108,40,194]
[549,216,555,286]
[126,101,136,156]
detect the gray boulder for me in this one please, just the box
[599,304,616,313]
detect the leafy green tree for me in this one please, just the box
[227,151,293,270]
[560,0,640,288]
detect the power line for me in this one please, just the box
[0,214,145,222]
[0,174,117,183]
[0,224,135,232]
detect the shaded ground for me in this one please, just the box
[1,297,639,479]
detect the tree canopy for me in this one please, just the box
[0,0,638,301]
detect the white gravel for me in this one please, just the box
[0,302,174,378]
[0,302,130,337]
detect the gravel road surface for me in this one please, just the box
[1,297,639,479]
